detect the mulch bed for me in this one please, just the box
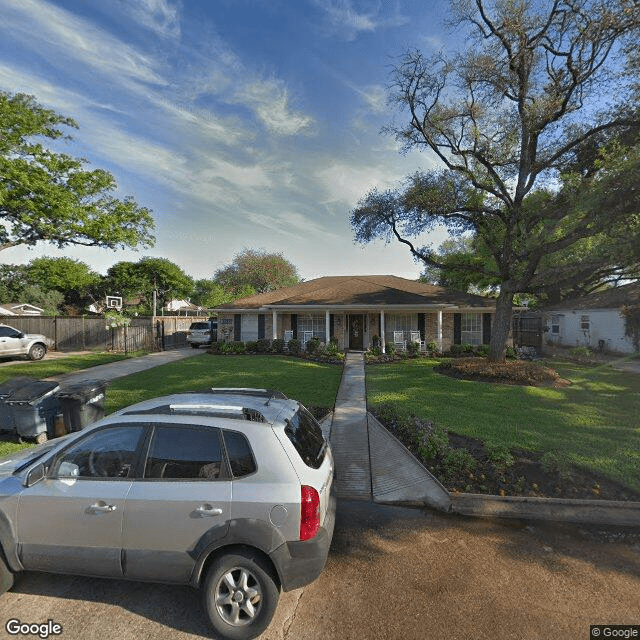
[435,357,570,387]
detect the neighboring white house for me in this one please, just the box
[0,303,44,316]
[543,283,640,354]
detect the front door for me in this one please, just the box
[348,315,364,350]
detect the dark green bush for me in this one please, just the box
[407,340,420,357]
[288,338,301,354]
[386,342,396,356]
[306,336,322,354]
[475,344,490,357]
[245,341,258,352]
[443,448,477,476]
[256,339,271,353]
[272,338,285,353]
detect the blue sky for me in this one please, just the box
[0,0,450,282]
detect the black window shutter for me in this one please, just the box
[483,313,492,345]
[234,314,241,341]
[453,313,462,344]
[258,314,265,340]
[418,313,426,341]
[330,314,335,339]
[291,314,297,339]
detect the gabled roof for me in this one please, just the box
[216,275,495,310]
[546,282,640,311]
[0,302,44,316]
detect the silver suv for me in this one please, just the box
[187,320,217,348]
[0,324,53,360]
[0,388,335,640]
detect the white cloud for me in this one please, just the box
[235,78,315,136]
[116,0,182,40]
[0,0,166,87]
[313,0,409,41]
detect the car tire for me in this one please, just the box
[191,344,199,349]
[202,552,280,640]
[0,548,14,594]
[28,343,47,360]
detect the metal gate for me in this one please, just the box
[512,313,543,349]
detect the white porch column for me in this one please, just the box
[380,310,386,353]
[325,310,330,343]
[272,310,278,340]
[437,309,443,351]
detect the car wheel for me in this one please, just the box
[202,552,280,640]
[28,343,47,360]
[191,343,199,349]
[0,548,14,594]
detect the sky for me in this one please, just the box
[0,0,453,283]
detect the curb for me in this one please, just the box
[367,412,640,527]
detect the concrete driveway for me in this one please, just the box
[1,501,638,640]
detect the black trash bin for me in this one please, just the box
[4,379,61,442]
[0,377,36,434]
[57,379,108,433]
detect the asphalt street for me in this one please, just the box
[1,500,638,640]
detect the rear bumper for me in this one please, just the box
[270,485,336,591]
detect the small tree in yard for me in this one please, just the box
[351,0,640,361]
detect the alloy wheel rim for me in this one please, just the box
[215,567,262,626]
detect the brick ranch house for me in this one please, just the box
[213,275,497,352]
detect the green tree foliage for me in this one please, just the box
[25,257,101,311]
[214,248,300,295]
[0,91,155,253]
[351,0,640,361]
[20,285,65,316]
[0,264,28,303]
[192,279,237,308]
[105,257,194,314]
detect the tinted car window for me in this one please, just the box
[0,326,20,338]
[53,425,145,479]
[189,322,210,330]
[145,425,224,479]
[223,430,256,477]
[284,408,326,469]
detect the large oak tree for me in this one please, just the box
[0,92,155,253]
[351,0,640,361]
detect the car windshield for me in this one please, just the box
[190,322,210,330]
[284,407,326,469]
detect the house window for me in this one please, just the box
[461,313,482,345]
[550,315,561,334]
[580,315,590,332]
[385,314,416,343]
[297,314,326,341]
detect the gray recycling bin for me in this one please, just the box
[0,377,36,433]
[4,379,61,440]
[57,380,108,433]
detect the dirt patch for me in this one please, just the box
[435,357,570,387]
[372,409,640,502]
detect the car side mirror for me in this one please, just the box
[24,463,46,487]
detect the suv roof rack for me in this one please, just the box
[196,388,288,400]
[124,403,267,422]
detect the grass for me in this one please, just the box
[105,354,343,414]
[0,352,136,385]
[366,358,640,493]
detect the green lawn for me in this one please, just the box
[0,352,134,385]
[105,355,343,414]
[366,358,640,493]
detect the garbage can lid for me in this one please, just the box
[5,379,60,404]
[0,376,37,400]
[57,379,108,401]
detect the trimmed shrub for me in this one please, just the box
[386,342,396,356]
[245,341,259,353]
[306,336,322,354]
[475,344,490,357]
[256,338,272,353]
[407,340,420,357]
[272,338,285,353]
[288,338,301,354]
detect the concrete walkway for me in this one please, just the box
[45,347,207,385]
[329,352,450,508]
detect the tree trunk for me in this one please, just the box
[488,289,515,362]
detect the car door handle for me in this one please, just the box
[196,505,223,517]
[88,502,117,513]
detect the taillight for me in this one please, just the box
[300,485,320,541]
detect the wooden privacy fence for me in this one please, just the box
[0,315,209,352]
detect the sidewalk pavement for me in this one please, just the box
[45,348,206,385]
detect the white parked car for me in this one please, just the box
[0,324,54,361]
